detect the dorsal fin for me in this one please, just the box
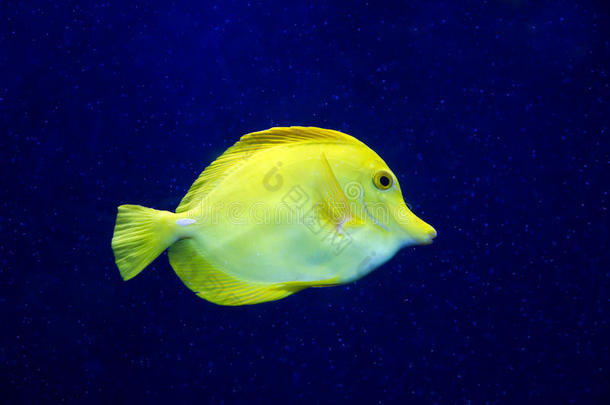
[176,126,362,213]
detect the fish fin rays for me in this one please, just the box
[176,127,363,213]
[318,153,364,234]
[239,126,363,146]
[168,239,305,306]
[277,277,342,289]
[112,205,178,281]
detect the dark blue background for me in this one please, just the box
[2,0,609,403]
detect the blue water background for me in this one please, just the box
[2,1,609,403]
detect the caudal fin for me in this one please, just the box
[111,205,178,280]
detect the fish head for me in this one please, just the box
[333,144,437,247]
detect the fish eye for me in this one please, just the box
[373,170,393,190]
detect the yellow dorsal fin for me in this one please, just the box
[319,153,364,232]
[176,127,363,213]
[168,239,308,306]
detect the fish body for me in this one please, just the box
[112,127,436,305]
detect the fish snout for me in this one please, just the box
[394,205,437,245]
[416,223,437,245]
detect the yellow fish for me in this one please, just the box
[111,127,436,306]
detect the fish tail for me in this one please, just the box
[111,204,182,281]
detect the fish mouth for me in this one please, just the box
[359,196,436,244]
[394,204,437,245]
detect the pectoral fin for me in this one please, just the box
[319,153,364,234]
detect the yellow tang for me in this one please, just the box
[111,127,436,306]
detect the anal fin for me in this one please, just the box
[168,239,305,306]
[278,277,342,289]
